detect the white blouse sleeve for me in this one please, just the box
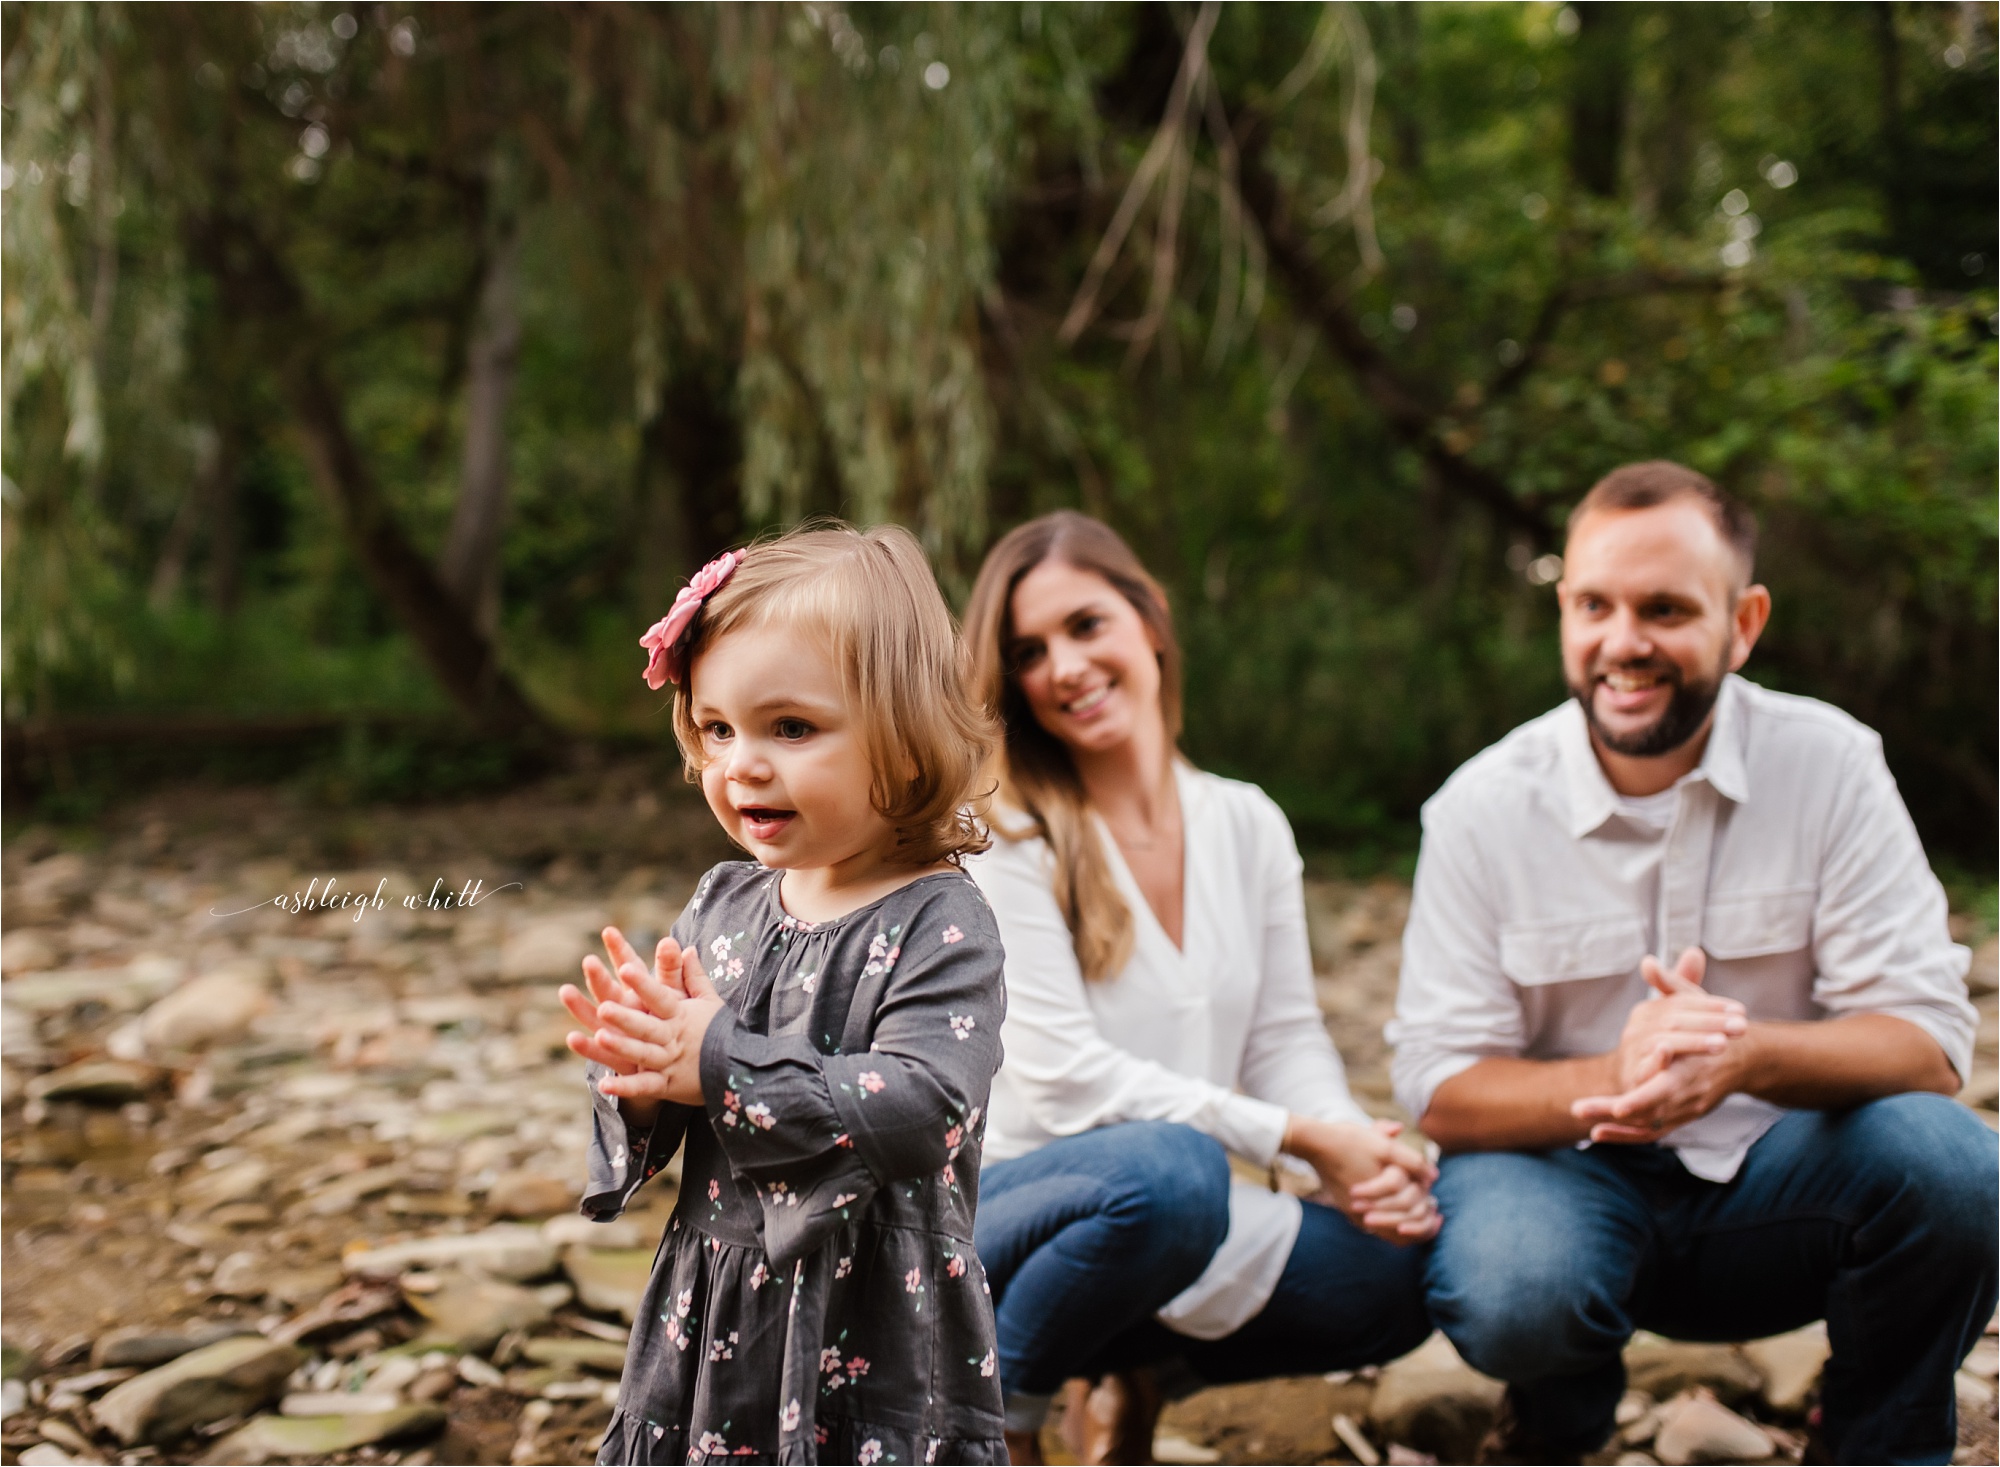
[971,835,1294,1167]
[1233,792,1373,1128]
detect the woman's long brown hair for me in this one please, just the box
[962,511,1183,981]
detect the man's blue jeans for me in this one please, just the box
[975,1120,1432,1407]
[1427,1094,1999,1465]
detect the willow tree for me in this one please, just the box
[3,1,1028,722]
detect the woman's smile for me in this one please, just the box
[1060,683,1115,719]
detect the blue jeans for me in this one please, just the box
[1427,1094,1999,1465]
[975,1121,1432,1401]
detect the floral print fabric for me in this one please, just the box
[582,863,1008,1465]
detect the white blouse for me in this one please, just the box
[968,762,1371,1338]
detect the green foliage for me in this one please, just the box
[3,1,1993,863]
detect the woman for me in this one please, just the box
[963,512,1438,1465]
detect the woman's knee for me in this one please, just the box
[1098,1121,1231,1264]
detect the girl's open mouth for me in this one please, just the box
[737,807,797,840]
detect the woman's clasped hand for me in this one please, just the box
[1280,1114,1442,1242]
[559,924,722,1117]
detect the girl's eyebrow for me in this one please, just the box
[740,691,844,714]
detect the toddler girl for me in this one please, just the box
[560,525,1008,1465]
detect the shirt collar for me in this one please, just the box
[1558,673,1753,838]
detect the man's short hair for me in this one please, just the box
[1568,460,1758,578]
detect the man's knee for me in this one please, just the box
[1428,1156,1632,1382]
[1844,1092,2000,1258]
[1098,1121,1231,1266]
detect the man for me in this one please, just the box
[1389,460,1996,1465]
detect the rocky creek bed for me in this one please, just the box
[2,765,1995,1466]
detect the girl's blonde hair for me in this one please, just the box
[671,522,997,867]
[962,511,1183,981]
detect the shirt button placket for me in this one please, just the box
[1660,781,1717,962]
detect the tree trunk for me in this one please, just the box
[198,213,550,740]
[1567,3,1632,198]
[440,218,521,638]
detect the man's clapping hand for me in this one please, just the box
[1571,946,1748,1143]
[559,926,724,1115]
[1282,1115,1443,1244]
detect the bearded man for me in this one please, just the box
[1388,461,1996,1465]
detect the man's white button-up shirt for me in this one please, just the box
[1388,674,1976,1182]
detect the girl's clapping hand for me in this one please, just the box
[560,926,723,1111]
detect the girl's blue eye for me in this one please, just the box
[776,719,812,740]
[706,722,733,741]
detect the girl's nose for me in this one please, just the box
[724,739,773,783]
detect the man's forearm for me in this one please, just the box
[1421,1053,1623,1152]
[1738,1012,1960,1108]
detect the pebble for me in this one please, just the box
[500,914,603,983]
[270,1281,403,1346]
[366,1355,424,1395]
[200,1403,444,1464]
[542,1214,644,1250]
[1624,1338,1764,1410]
[2,1377,26,1419]
[487,1169,575,1218]
[141,967,270,1053]
[3,928,62,974]
[34,1418,95,1456]
[92,1335,304,1446]
[209,1250,271,1299]
[405,1271,555,1354]
[457,1354,505,1388]
[520,1337,628,1373]
[1151,1431,1222,1465]
[1652,1391,1775,1466]
[280,1389,403,1415]
[343,1225,558,1283]
[25,1059,163,1106]
[4,957,183,1015]
[91,1329,200,1371]
[560,1246,654,1323]
[1741,1321,1829,1415]
[44,1366,138,1412]
[17,1445,79,1467]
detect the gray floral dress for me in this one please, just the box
[582,863,1008,1466]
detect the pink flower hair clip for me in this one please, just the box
[641,548,747,689]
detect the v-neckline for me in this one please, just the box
[1096,764,1194,957]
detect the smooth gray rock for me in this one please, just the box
[1623,1340,1763,1410]
[562,1246,653,1323]
[200,1405,444,1464]
[26,1059,163,1106]
[141,968,269,1053]
[91,1335,303,1446]
[343,1225,556,1283]
[1652,1392,1774,1465]
[520,1336,627,1373]
[406,1272,554,1354]
[1741,1322,1829,1415]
